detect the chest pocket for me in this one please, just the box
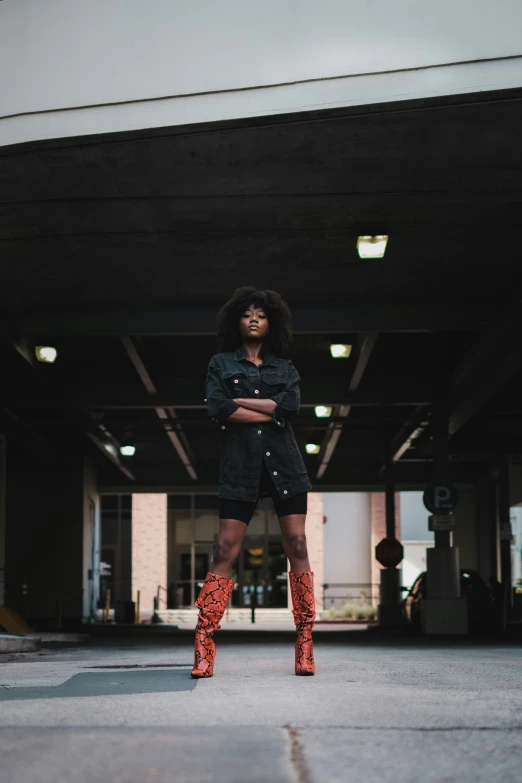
[222,369,249,397]
[261,369,286,395]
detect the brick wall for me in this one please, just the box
[370,493,401,603]
[132,494,167,611]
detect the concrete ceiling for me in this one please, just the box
[1,87,522,491]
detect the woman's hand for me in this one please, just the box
[233,397,277,415]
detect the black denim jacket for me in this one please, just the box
[206,344,312,502]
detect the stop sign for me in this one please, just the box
[375,537,403,568]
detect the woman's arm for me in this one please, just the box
[233,398,277,415]
[227,407,273,424]
[205,357,241,423]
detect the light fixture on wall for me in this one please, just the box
[305,443,320,455]
[314,405,333,418]
[330,344,352,359]
[35,345,57,363]
[120,445,136,457]
[356,235,388,258]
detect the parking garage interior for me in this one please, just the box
[1,86,522,629]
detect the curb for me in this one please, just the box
[26,633,90,644]
[0,634,41,653]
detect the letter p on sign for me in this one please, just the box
[434,486,451,508]
[423,482,458,513]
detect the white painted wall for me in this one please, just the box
[402,541,434,589]
[1,0,522,145]
[322,493,371,606]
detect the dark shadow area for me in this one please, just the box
[0,669,196,701]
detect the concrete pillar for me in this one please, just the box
[131,494,167,612]
[82,463,100,623]
[377,481,403,627]
[498,460,513,625]
[424,400,467,634]
[0,436,6,606]
[474,470,493,583]
[5,448,87,625]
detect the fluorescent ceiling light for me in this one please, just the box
[330,344,352,359]
[305,443,320,455]
[35,345,57,363]
[315,405,333,418]
[357,235,388,258]
[120,445,136,457]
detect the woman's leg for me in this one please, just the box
[279,514,311,573]
[191,518,248,679]
[211,518,249,579]
[279,512,316,676]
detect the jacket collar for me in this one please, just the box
[233,343,278,367]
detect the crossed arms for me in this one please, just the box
[228,397,276,424]
[205,357,301,425]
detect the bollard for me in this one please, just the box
[251,585,257,624]
[105,588,111,623]
[136,590,141,624]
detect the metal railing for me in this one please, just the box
[322,582,380,608]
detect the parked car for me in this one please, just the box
[402,569,497,633]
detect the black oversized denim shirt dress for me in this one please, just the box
[205,345,312,502]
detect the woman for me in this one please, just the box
[191,287,316,679]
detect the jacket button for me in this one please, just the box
[266,452,270,456]
[254,390,259,394]
[273,471,278,476]
[234,379,239,384]
[284,490,288,495]
[257,430,262,435]
[221,426,226,430]
[204,398,207,402]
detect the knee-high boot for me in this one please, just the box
[289,571,316,676]
[191,571,235,679]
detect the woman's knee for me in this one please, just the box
[282,533,308,561]
[213,534,241,565]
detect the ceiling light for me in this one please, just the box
[357,235,388,258]
[104,443,117,458]
[305,443,320,455]
[315,405,333,418]
[35,346,57,363]
[120,445,136,457]
[330,344,352,359]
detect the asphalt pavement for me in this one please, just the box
[0,628,521,782]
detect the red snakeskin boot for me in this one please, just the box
[289,572,316,676]
[191,571,235,679]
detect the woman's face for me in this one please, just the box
[239,306,269,341]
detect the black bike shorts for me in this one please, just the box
[218,461,307,524]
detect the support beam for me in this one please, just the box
[120,336,197,480]
[450,296,522,435]
[380,406,431,472]
[0,386,431,410]
[317,334,377,479]
[86,431,136,482]
[449,344,522,435]
[1,304,487,338]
